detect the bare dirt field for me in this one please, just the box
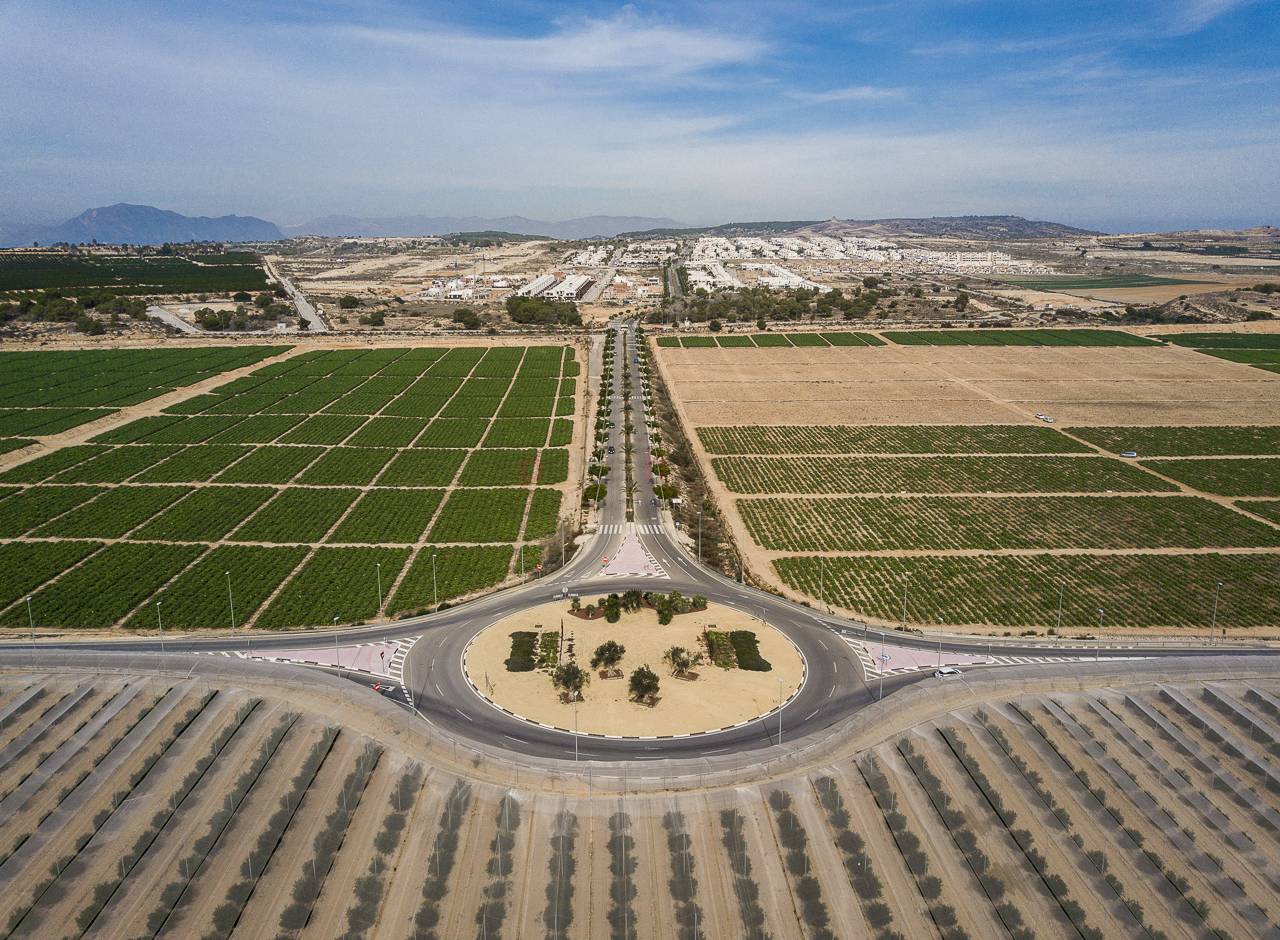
[464,600,804,736]
[2,660,1276,940]
[653,337,1280,632]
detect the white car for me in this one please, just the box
[1120,450,1138,458]
[934,667,962,679]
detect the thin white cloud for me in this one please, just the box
[337,10,765,78]
[1167,0,1251,32]
[788,85,903,102]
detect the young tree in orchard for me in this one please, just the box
[553,662,589,701]
[629,665,660,704]
[590,640,625,671]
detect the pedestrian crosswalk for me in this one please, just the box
[841,635,1146,678]
[598,523,664,535]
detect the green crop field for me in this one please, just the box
[0,343,579,631]
[0,251,271,294]
[1141,458,1280,497]
[775,553,1280,628]
[1071,425,1280,456]
[390,545,515,614]
[740,495,1280,552]
[1156,332,1280,373]
[699,424,1090,455]
[998,274,1195,290]
[881,328,1160,347]
[711,455,1174,494]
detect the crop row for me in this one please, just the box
[657,332,885,348]
[255,546,410,629]
[121,544,308,631]
[1070,425,1280,456]
[0,346,280,408]
[0,484,102,537]
[329,488,444,544]
[712,454,1174,494]
[389,545,514,614]
[882,328,1160,347]
[0,407,113,437]
[739,494,1280,551]
[7,541,204,629]
[33,485,188,537]
[524,489,563,540]
[774,552,1280,627]
[0,539,103,612]
[698,424,1089,455]
[233,487,360,542]
[427,488,528,542]
[1142,457,1280,497]
[458,448,539,486]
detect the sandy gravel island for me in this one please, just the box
[465,600,804,736]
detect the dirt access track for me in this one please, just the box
[1,651,1277,940]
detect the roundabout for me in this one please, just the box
[462,599,806,738]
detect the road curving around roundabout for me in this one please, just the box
[461,599,808,739]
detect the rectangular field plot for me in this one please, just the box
[377,449,466,487]
[207,414,305,444]
[214,446,321,484]
[711,455,1176,494]
[1245,500,1280,524]
[49,444,182,483]
[32,486,190,538]
[1141,458,1280,497]
[345,416,429,448]
[254,546,409,628]
[882,329,1159,347]
[536,449,569,485]
[295,447,396,485]
[278,414,367,445]
[523,489,562,539]
[785,333,829,347]
[1158,333,1280,349]
[483,419,550,448]
[7,541,203,629]
[714,335,755,348]
[123,545,308,631]
[232,488,361,543]
[457,449,537,486]
[0,439,33,456]
[0,445,107,483]
[428,489,527,542]
[698,425,1090,455]
[0,485,104,537]
[125,414,248,444]
[1071,426,1280,456]
[132,445,252,483]
[775,553,1280,628]
[132,486,275,541]
[0,540,102,610]
[739,495,1280,551]
[389,545,514,613]
[328,489,443,544]
[0,407,114,437]
[0,346,282,408]
[821,332,885,346]
[414,419,489,448]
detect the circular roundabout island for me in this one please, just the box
[464,595,805,738]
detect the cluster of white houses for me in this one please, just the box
[516,272,595,300]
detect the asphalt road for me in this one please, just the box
[8,316,1280,762]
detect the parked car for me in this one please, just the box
[1120,450,1138,458]
[934,667,962,679]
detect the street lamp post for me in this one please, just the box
[1210,580,1223,646]
[332,615,341,673]
[901,577,909,626]
[777,677,783,745]
[156,600,165,654]
[431,553,439,612]
[27,595,35,656]
[375,562,382,613]
[697,510,702,563]
[1096,608,1104,661]
[225,570,235,631]
[1055,581,1065,636]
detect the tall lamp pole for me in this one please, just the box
[1210,580,1223,646]
[156,599,165,654]
[375,562,382,613]
[431,553,439,612]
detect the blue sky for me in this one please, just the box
[1,0,1276,231]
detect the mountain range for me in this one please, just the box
[0,203,283,247]
[281,214,683,240]
[620,215,1101,239]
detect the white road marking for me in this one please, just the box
[455,707,473,721]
